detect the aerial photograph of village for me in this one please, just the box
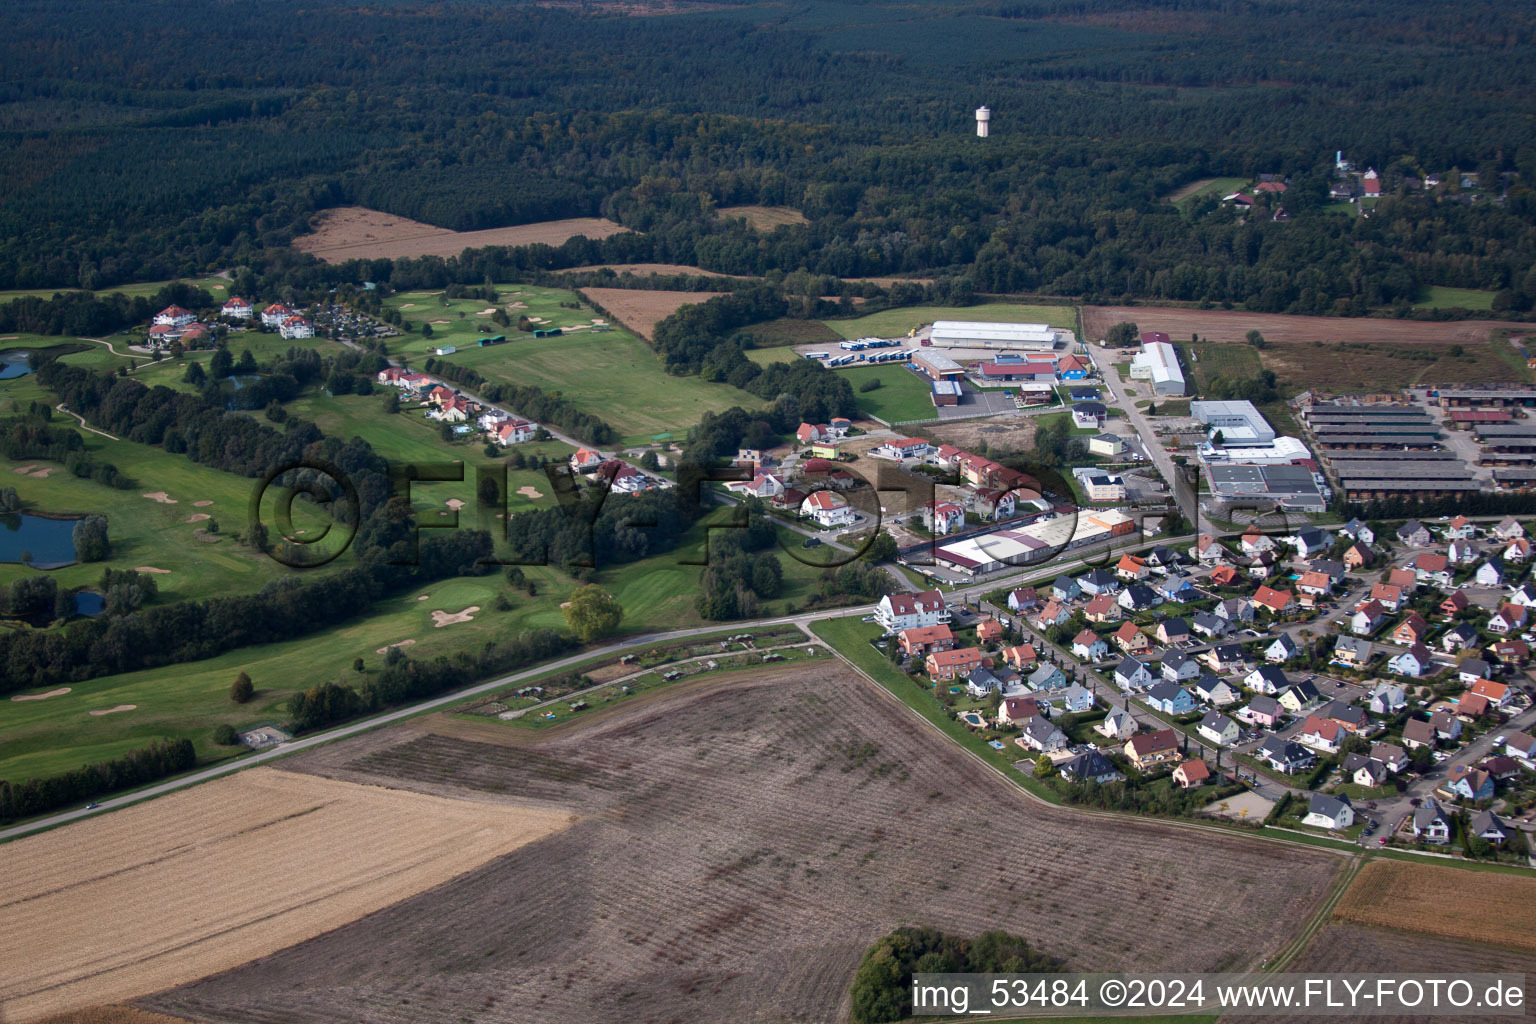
[1,1,1535,1022]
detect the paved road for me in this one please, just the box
[1090,343,1185,511]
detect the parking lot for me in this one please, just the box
[934,383,1022,420]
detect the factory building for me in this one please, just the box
[1129,334,1185,396]
[912,350,965,380]
[1191,400,1276,445]
[1206,464,1328,513]
[933,511,1137,576]
[927,320,1063,352]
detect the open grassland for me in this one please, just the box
[151,665,1340,1024]
[578,285,716,339]
[0,767,571,1024]
[385,284,759,441]
[836,364,936,422]
[1416,285,1498,310]
[1163,176,1248,204]
[1261,338,1528,390]
[1185,342,1262,389]
[1083,305,1511,346]
[292,206,629,262]
[824,302,1077,339]
[1331,859,1536,952]
[0,275,231,305]
[743,316,844,347]
[1235,921,1536,1024]
[716,204,808,230]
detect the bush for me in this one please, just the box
[858,377,882,393]
[230,671,254,704]
[214,723,240,745]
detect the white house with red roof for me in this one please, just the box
[745,472,786,499]
[921,500,965,535]
[429,395,471,423]
[875,437,931,460]
[1362,169,1381,197]
[279,315,315,340]
[260,302,295,327]
[596,459,652,494]
[154,305,197,327]
[178,323,209,345]
[220,297,254,320]
[492,419,535,445]
[801,490,855,528]
[875,590,949,632]
[146,323,178,345]
[795,422,829,444]
[570,448,605,473]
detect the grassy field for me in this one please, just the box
[743,316,844,346]
[1164,176,1248,204]
[384,284,761,443]
[836,364,935,422]
[1415,285,1498,310]
[821,302,1077,339]
[716,204,808,231]
[1185,342,1263,391]
[0,274,233,305]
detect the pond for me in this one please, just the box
[0,351,34,380]
[0,513,81,569]
[73,591,105,616]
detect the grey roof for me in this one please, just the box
[1336,636,1373,656]
[1162,649,1191,669]
[1060,749,1119,781]
[1307,792,1352,819]
[1471,809,1507,836]
[1194,611,1228,633]
[1251,665,1289,688]
[1123,583,1158,606]
[1397,520,1429,538]
[1309,559,1346,578]
[1247,694,1282,716]
[1147,681,1189,703]
[1199,709,1234,731]
[1116,656,1149,678]
[1414,801,1447,829]
[1268,634,1298,652]
[1284,679,1321,702]
[1023,716,1065,743]
[1259,736,1312,763]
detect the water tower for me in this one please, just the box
[975,105,991,138]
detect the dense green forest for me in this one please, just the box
[2,0,1535,312]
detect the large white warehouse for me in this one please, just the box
[928,320,1062,352]
[1129,333,1185,396]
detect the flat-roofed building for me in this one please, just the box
[931,380,962,406]
[928,320,1061,351]
[1191,400,1275,444]
[1130,336,1184,396]
[1207,464,1327,512]
[912,350,965,380]
[934,510,1137,576]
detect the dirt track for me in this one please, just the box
[0,768,571,1024]
[1083,305,1510,345]
[292,207,629,262]
[149,664,1340,1024]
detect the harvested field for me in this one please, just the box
[293,206,629,263]
[32,1007,196,1024]
[1229,921,1536,1024]
[716,204,808,231]
[1,767,571,1024]
[579,287,716,339]
[1332,859,1536,951]
[152,666,1341,1024]
[1083,305,1510,346]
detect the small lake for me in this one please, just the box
[0,513,80,569]
[0,351,34,380]
[73,591,105,616]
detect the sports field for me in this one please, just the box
[0,766,571,1024]
[836,364,936,422]
[821,302,1077,339]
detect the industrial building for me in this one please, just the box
[931,380,961,407]
[1328,460,1479,500]
[1303,403,1442,450]
[1191,400,1276,444]
[928,320,1061,352]
[1301,401,1482,499]
[1434,387,1536,409]
[912,350,965,380]
[1206,464,1327,513]
[933,510,1137,576]
[1129,334,1185,396]
[1198,436,1312,466]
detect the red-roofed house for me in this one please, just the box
[154,305,197,327]
[1491,603,1529,635]
[898,624,955,658]
[279,315,315,340]
[795,422,829,444]
[876,590,948,632]
[220,297,253,320]
[1253,585,1293,616]
[921,500,965,535]
[260,302,295,327]
[570,448,605,473]
[1362,169,1381,197]
[1173,760,1212,788]
[1002,644,1038,670]
[802,490,855,528]
[1113,621,1150,655]
[494,419,536,445]
[925,646,985,681]
[1296,716,1345,754]
[1393,612,1431,647]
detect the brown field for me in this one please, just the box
[292,206,630,262]
[1083,304,1510,346]
[1332,859,1536,951]
[32,1008,194,1024]
[579,286,717,339]
[1226,922,1536,1024]
[148,664,1341,1024]
[924,415,1040,454]
[0,768,572,1024]
[716,204,808,231]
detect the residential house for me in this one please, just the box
[1387,567,1418,592]
[1144,681,1198,715]
[1125,728,1181,770]
[1504,537,1533,563]
[1506,733,1536,761]
[1456,693,1490,720]
[1411,801,1452,843]
[596,460,653,494]
[1242,694,1284,728]
[926,647,985,681]
[1026,662,1068,692]
[1469,678,1510,708]
[1113,621,1151,656]
[1051,576,1082,602]
[976,619,1004,644]
[1448,538,1480,566]
[1084,592,1121,623]
[1095,707,1139,740]
[1156,576,1195,603]
[1161,649,1200,682]
[1193,674,1241,707]
[1369,583,1405,613]
[1296,571,1333,599]
[802,490,855,528]
[1309,559,1348,585]
[153,304,197,327]
[1296,716,1345,754]
[1265,634,1299,663]
[1320,700,1371,734]
[220,297,253,320]
[1368,682,1408,714]
[1431,710,1463,743]
[1244,665,1289,695]
[1439,591,1469,619]
[1032,599,1072,630]
[1445,515,1476,540]
[1492,639,1530,667]
[1370,742,1409,774]
[1118,584,1161,613]
[1001,644,1038,671]
[1303,793,1355,831]
[965,667,1003,699]
[491,419,536,446]
[1058,749,1123,784]
[1215,597,1254,623]
[921,501,966,535]
[1173,759,1212,788]
[1071,629,1108,662]
[1458,658,1493,685]
[1350,602,1388,636]
[1513,582,1536,608]
[1490,604,1528,635]
[1401,718,1437,750]
[1290,526,1332,559]
[259,302,294,327]
[279,315,314,340]
[429,395,470,423]
[795,422,829,445]
[1343,544,1373,571]
[1116,554,1151,581]
[827,417,852,437]
[1476,562,1504,588]
[997,695,1042,726]
[1210,565,1241,588]
[1201,643,1247,675]
[1077,569,1120,596]
[1469,810,1510,846]
[1194,534,1227,564]
[1046,683,1096,714]
[1006,587,1040,613]
[1155,618,1191,647]
[1257,736,1316,774]
[1277,679,1322,713]
[1253,585,1293,616]
[1115,656,1155,691]
[1408,552,1452,586]
[876,591,949,632]
[1396,519,1432,547]
[1392,612,1431,648]
[1334,636,1375,669]
[898,624,955,658]
[1445,764,1495,803]
[1197,710,1240,746]
[1240,528,1277,557]
[1440,622,1479,653]
[1017,715,1069,753]
[570,448,605,473]
[1493,517,1526,542]
[1341,518,1376,547]
[1192,611,1230,640]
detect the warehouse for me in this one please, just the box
[1328,457,1477,501]
[1436,388,1536,409]
[1493,468,1536,490]
[1191,400,1276,444]
[1198,435,1312,466]
[1206,464,1327,512]
[934,510,1136,576]
[1129,335,1185,396]
[928,320,1060,352]
[931,380,961,407]
[912,350,965,380]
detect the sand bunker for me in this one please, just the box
[516,485,544,499]
[186,513,210,523]
[376,638,417,654]
[478,308,498,314]
[416,594,430,600]
[400,303,417,309]
[89,705,137,717]
[28,467,54,478]
[509,302,527,309]
[444,498,466,511]
[12,465,36,474]
[193,500,214,507]
[142,492,177,504]
[526,316,548,323]
[134,566,171,574]
[431,606,480,627]
[10,687,71,702]
[429,320,451,325]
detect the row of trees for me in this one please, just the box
[0,738,195,823]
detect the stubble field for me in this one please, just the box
[0,767,572,1024]
[578,286,717,339]
[292,207,629,262]
[1331,859,1536,951]
[148,664,1341,1024]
